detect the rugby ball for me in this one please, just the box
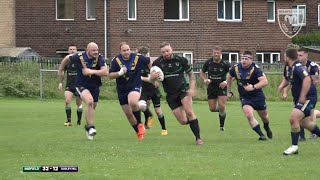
[138,100,147,111]
[150,66,164,82]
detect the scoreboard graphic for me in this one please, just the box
[23,166,78,172]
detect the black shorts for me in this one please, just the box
[207,86,227,99]
[140,88,162,108]
[166,91,188,110]
[65,86,80,97]
[76,86,100,102]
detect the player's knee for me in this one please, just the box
[86,99,94,107]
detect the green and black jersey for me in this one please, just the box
[201,58,231,87]
[153,55,191,95]
[64,56,77,88]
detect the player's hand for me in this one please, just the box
[118,66,127,76]
[204,79,211,87]
[153,81,160,88]
[243,84,255,91]
[58,83,62,91]
[219,81,227,89]
[227,91,234,98]
[187,89,195,97]
[282,93,288,100]
[150,71,159,81]
[298,96,307,104]
[82,68,93,76]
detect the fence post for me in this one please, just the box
[40,69,43,99]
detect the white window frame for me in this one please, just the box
[128,0,137,21]
[56,0,74,20]
[217,0,242,22]
[292,5,306,26]
[86,0,96,20]
[164,0,189,21]
[318,5,320,26]
[174,52,193,64]
[222,52,239,63]
[256,52,280,64]
[267,0,275,22]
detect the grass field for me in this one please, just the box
[1,98,320,180]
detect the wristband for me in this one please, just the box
[252,84,256,90]
[118,68,125,76]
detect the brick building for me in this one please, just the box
[0,0,15,48]
[12,0,319,63]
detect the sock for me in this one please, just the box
[219,112,226,127]
[77,108,82,121]
[300,127,305,138]
[133,111,141,124]
[132,124,139,133]
[158,115,166,130]
[85,124,95,131]
[252,124,265,137]
[291,131,300,145]
[311,125,320,137]
[65,107,71,122]
[189,119,201,140]
[143,108,152,125]
[263,122,270,132]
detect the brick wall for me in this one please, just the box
[294,0,320,33]
[0,0,15,48]
[16,0,293,61]
[15,0,105,58]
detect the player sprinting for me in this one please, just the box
[227,51,273,141]
[137,46,168,136]
[59,42,108,140]
[151,42,203,145]
[58,45,83,126]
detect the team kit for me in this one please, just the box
[58,42,320,156]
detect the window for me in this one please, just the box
[267,0,275,22]
[256,52,280,63]
[217,0,242,21]
[318,5,320,26]
[174,52,193,64]
[128,0,136,20]
[222,52,239,63]
[292,5,306,26]
[56,0,74,20]
[86,0,96,20]
[164,0,189,21]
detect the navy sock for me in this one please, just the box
[300,128,305,138]
[252,124,265,137]
[291,131,300,145]
[311,125,320,137]
[219,112,226,127]
[132,124,139,133]
[263,122,270,132]
[77,108,82,121]
[189,119,201,140]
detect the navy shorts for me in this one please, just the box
[76,86,100,102]
[118,86,141,105]
[65,86,80,97]
[294,97,317,117]
[241,98,267,111]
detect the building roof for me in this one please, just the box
[0,47,40,57]
[303,46,320,53]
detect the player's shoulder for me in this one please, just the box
[221,59,231,66]
[252,62,261,69]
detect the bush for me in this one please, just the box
[292,32,320,46]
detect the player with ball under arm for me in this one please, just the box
[151,42,203,145]
[108,42,159,140]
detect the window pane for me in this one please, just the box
[87,0,96,19]
[256,54,263,63]
[267,2,274,20]
[218,1,224,19]
[182,0,188,19]
[129,0,136,19]
[184,54,192,64]
[272,54,279,62]
[234,1,240,19]
[222,54,229,61]
[231,54,238,63]
[225,0,232,20]
[264,54,271,63]
[298,6,306,24]
[57,0,74,19]
[164,0,179,19]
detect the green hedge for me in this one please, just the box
[292,32,320,46]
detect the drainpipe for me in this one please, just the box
[104,0,107,59]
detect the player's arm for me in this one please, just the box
[108,58,127,79]
[299,75,312,103]
[311,64,320,85]
[58,55,71,90]
[187,70,196,97]
[83,66,108,76]
[226,73,234,97]
[254,73,268,90]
